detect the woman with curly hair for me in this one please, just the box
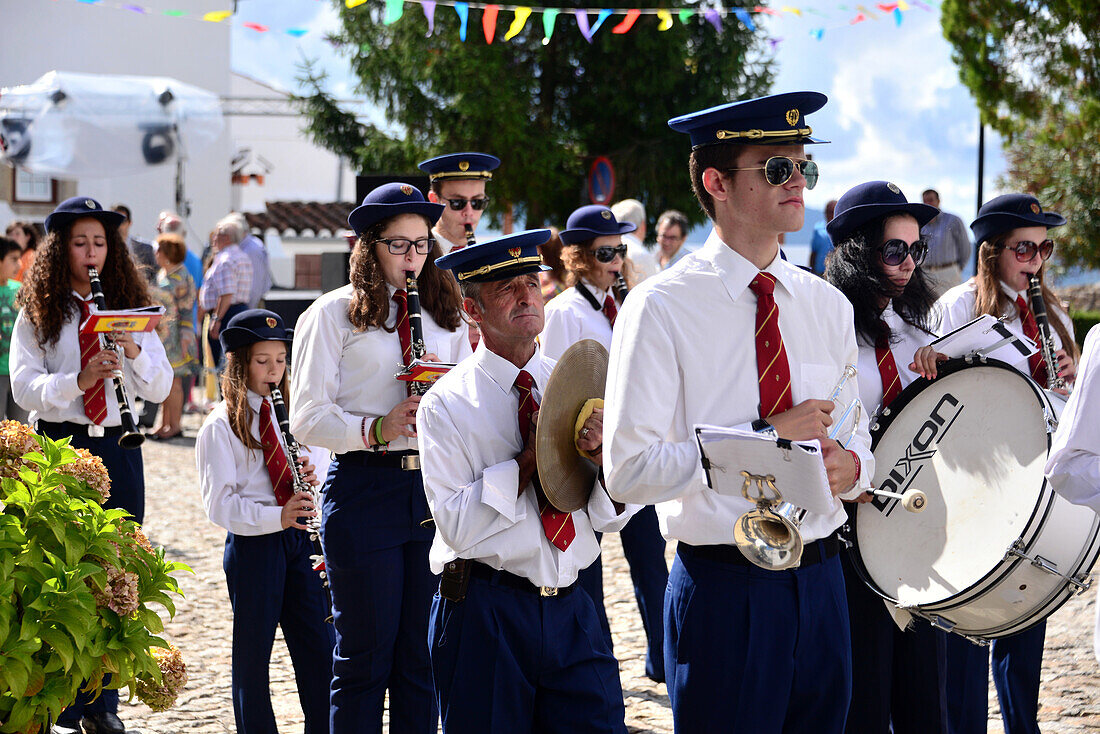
[824,181,946,734]
[289,182,470,733]
[9,196,172,734]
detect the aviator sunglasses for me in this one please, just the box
[593,243,628,263]
[374,237,436,255]
[879,238,928,267]
[442,196,491,211]
[1000,238,1054,263]
[724,156,820,190]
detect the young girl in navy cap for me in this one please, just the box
[10,196,173,734]
[195,308,334,734]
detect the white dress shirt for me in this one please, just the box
[604,229,874,546]
[417,343,638,588]
[1046,325,1100,513]
[196,391,292,536]
[11,295,173,425]
[290,282,472,453]
[433,227,467,254]
[624,233,659,282]
[540,280,614,360]
[937,280,1073,375]
[856,303,938,419]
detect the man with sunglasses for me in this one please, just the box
[920,188,972,297]
[604,92,873,734]
[419,152,500,253]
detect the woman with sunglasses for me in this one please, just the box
[539,204,670,684]
[289,182,471,733]
[824,181,947,734]
[933,193,1077,734]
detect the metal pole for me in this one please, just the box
[975,118,985,274]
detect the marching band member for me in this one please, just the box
[604,92,873,734]
[418,152,500,253]
[419,230,638,733]
[1046,324,1100,513]
[195,309,334,734]
[11,196,172,734]
[290,183,471,733]
[823,181,947,733]
[541,204,669,683]
[934,194,1077,734]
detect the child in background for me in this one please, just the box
[0,237,27,422]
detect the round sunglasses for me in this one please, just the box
[442,196,491,211]
[374,237,436,255]
[594,243,628,263]
[879,238,928,267]
[1000,239,1054,263]
[724,156,819,190]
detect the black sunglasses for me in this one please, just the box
[724,156,819,190]
[442,197,490,211]
[375,237,435,255]
[1001,239,1054,263]
[594,244,628,263]
[879,238,928,267]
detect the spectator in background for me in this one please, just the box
[613,198,659,281]
[656,209,691,270]
[149,233,198,440]
[158,211,204,413]
[920,188,971,296]
[112,203,157,283]
[226,212,272,308]
[6,220,39,282]
[537,227,568,301]
[809,198,838,275]
[0,237,28,422]
[199,218,252,367]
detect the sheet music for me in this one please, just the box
[694,424,836,515]
[930,314,1037,362]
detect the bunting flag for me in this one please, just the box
[703,8,722,32]
[202,10,232,22]
[455,1,469,40]
[505,6,531,39]
[656,9,673,30]
[483,3,499,41]
[423,0,437,34]
[542,7,559,42]
[611,8,639,33]
[384,0,404,24]
[733,8,755,30]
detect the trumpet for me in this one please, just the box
[86,267,144,449]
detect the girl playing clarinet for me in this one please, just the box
[195,308,334,734]
[10,196,172,734]
[290,182,471,733]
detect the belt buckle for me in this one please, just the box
[539,586,558,597]
[88,424,105,438]
[401,454,421,471]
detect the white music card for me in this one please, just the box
[930,314,1038,362]
[693,424,836,515]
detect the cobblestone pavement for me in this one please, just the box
[114,418,1100,733]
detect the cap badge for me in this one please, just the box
[508,247,522,258]
[785,109,800,126]
[600,210,612,220]
[1030,203,1041,214]
[887,182,901,194]
[265,317,277,328]
[400,184,414,196]
[459,161,470,172]
[85,199,96,209]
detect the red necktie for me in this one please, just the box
[393,290,412,367]
[602,294,618,328]
[78,299,108,425]
[515,369,575,552]
[259,398,295,506]
[875,324,903,409]
[1016,296,1048,385]
[749,273,793,418]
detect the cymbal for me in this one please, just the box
[536,339,608,512]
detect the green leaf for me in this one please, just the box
[40,627,75,670]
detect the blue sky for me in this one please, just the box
[231,0,1006,226]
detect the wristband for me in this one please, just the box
[361,417,370,448]
[845,449,861,490]
[373,416,389,447]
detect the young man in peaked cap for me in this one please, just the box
[418,152,500,253]
[603,92,874,733]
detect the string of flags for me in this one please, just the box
[64,0,935,46]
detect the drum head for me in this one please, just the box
[856,359,1052,607]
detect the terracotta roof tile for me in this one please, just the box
[245,201,356,236]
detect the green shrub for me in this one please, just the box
[1071,310,1100,348]
[0,423,190,733]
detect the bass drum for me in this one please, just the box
[853,357,1100,640]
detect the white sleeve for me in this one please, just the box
[1046,326,1100,514]
[836,313,875,500]
[539,304,579,364]
[196,413,284,536]
[10,313,83,413]
[586,480,640,533]
[128,330,173,402]
[935,290,973,335]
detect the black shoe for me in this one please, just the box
[81,712,126,734]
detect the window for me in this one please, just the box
[12,169,56,203]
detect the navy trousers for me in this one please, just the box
[577,537,613,654]
[224,529,335,734]
[321,456,438,734]
[665,545,852,734]
[840,550,948,734]
[41,426,144,724]
[944,622,1045,734]
[618,505,668,682]
[428,570,628,734]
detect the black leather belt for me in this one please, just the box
[470,561,577,598]
[680,534,841,569]
[336,450,420,470]
[37,420,125,439]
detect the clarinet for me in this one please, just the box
[405,271,429,398]
[1027,273,1066,391]
[86,267,145,449]
[464,223,477,248]
[612,271,629,304]
[268,384,334,624]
